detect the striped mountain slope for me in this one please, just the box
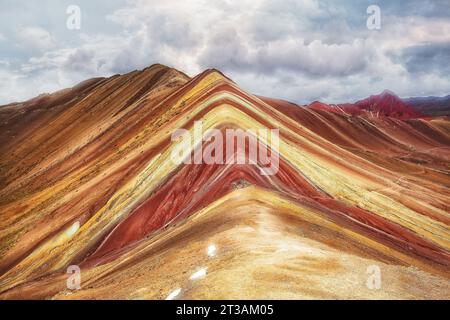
[0,64,449,299]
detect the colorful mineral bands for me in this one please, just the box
[0,64,449,299]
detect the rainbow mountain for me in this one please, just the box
[0,64,449,299]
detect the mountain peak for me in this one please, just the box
[363,90,402,104]
[354,91,422,119]
[308,90,424,119]
[380,89,397,97]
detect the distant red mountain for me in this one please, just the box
[308,90,425,119]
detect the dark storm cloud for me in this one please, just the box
[395,43,450,75]
[199,37,369,78]
[198,0,370,78]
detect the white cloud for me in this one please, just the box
[0,67,61,104]
[16,26,56,52]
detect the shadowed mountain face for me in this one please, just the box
[0,64,449,300]
[404,95,450,117]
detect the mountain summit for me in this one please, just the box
[354,90,423,119]
[309,90,424,119]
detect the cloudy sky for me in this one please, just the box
[1,0,450,105]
